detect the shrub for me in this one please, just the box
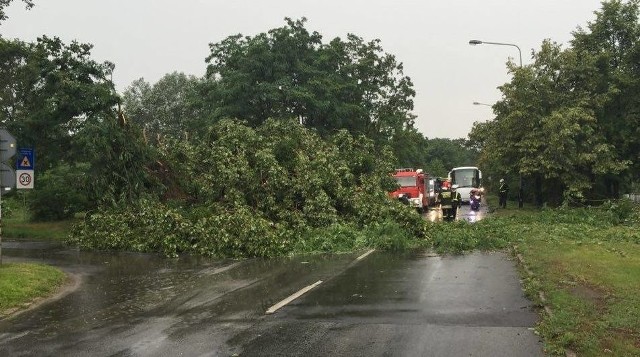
[29,163,91,221]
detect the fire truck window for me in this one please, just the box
[395,177,417,186]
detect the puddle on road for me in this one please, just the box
[0,243,361,338]
[424,203,488,223]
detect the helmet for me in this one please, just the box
[500,178,505,183]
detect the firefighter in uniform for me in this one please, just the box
[438,181,455,220]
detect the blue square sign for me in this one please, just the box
[16,148,34,170]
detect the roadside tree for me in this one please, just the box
[201,18,416,143]
[122,72,202,144]
[469,0,637,204]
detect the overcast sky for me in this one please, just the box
[2,0,605,139]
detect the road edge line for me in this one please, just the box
[265,280,323,315]
[356,249,375,261]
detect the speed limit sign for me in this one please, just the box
[16,170,34,189]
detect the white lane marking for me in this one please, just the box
[265,280,323,315]
[206,261,242,275]
[356,249,375,261]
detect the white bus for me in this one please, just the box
[448,166,482,203]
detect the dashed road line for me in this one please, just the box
[265,249,376,315]
[266,280,323,314]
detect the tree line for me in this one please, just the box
[1,6,474,256]
[3,0,635,256]
[470,0,640,206]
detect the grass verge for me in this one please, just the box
[445,198,640,356]
[0,263,67,317]
[514,214,640,356]
[3,220,75,241]
[2,197,76,241]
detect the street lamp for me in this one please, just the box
[468,40,522,68]
[469,39,524,208]
[472,101,492,107]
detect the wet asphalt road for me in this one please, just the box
[425,200,489,223]
[0,204,542,356]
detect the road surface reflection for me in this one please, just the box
[424,201,488,223]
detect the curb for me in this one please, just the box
[513,246,552,316]
[512,245,577,357]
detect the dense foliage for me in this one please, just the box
[390,128,478,177]
[121,73,202,145]
[69,119,426,257]
[76,18,474,257]
[0,34,147,219]
[470,0,640,205]
[201,18,416,142]
[0,36,119,170]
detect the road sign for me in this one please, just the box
[16,170,33,189]
[16,148,34,170]
[0,129,16,162]
[0,163,16,189]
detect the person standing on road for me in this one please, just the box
[451,184,462,219]
[438,181,454,220]
[499,178,509,208]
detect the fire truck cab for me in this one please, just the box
[389,168,432,213]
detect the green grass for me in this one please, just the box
[2,197,76,241]
[0,263,67,316]
[3,220,75,241]
[516,224,640,356]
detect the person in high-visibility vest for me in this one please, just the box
[438,181,456,220]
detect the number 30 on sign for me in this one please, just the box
[16,170,34,189]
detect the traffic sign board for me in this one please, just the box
[16,170,33,189]
[0,163,16,189]
[0,129,16,162]
[16,148,34,170]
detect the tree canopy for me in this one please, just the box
[0,36,119,170]
[469,0,639,205]
[201,18,416,142]
[122,72,201,144]
[0,34,157,219]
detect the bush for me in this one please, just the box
[363,220,415,251]
[29,163,91,221]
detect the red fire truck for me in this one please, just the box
[389,168,435,213]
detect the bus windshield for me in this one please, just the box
[450,168,480,188]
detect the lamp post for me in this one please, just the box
[468,40,522,68]
[472,101,492,107]
[469,39,524,208]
